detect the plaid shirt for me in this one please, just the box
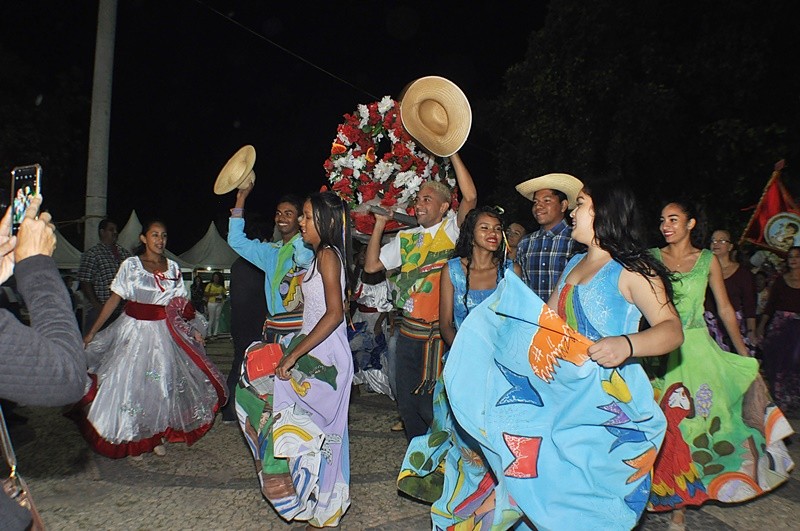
[77,242,131,303]
[515,218,576,300]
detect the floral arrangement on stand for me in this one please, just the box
[324,96,457,234]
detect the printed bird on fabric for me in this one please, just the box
[649,383,709,510]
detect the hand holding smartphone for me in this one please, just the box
[10,164,42,236]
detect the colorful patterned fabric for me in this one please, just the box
[385,215,457,323]
[235,259,353,527]
[444,262,666,530]
[397,259,511,530]
[228,218,313,316]
[646,249,794,511]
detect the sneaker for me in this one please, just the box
[390,419,404,432]
[153,444,167,457]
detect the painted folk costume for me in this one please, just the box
[444,265,666,530]
[647,249,793,510]
[235,257,353,527]
[398,258,511,529]
[72,257,227,457]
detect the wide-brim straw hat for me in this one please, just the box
[400,76,471,157]
[515,173,584,209]
[214,145,256,195]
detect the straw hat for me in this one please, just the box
[400,76,471,157]
[214,145,256,195]
[515,173,584,209]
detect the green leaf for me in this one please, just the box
[703,463,725,476]
[713,440,735,456]
[709,416,721,435]
[408,451,425,470]
[428,431,448,448]
[692,450,713,465]
[422,456,435,472]
[693,433,709,449]
[421,280,434,293]
[407,252,421,264]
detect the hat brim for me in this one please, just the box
[400,76,471,157]
[515,173,584,209]
[214,145,256,195]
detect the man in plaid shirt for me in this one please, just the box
[514,174,583,300]
[78,219,131,330]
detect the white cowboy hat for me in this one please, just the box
[400,76,472,157]
[515,173,584,209]
[214,145,256,195]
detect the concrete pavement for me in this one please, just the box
[8,338,799,530]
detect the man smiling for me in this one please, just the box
[514,173,583,300]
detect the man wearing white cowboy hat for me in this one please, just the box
[514,173,583,300]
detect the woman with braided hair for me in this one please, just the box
[397,206,519,529]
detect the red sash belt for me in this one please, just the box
[125,301,166,320]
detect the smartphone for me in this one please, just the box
[10,164,42,235]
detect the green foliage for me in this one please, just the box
[487,0,800,238]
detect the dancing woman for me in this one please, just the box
[444,183,682,529]
[73,220,227,458]
[649,199,793,529]
[237,192,354,528]
[398,206,519,528]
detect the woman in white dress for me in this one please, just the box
[71,220,227,458]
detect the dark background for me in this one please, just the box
[0,0,545,252]
[1,0,799,253]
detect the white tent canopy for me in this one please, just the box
[179,221,239,271]
[117,209,143,254]
[53,229,83,270]
[117,209,195,270]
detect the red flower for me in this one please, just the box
[341,168,354,177]
[358,181,383,202]
[332,177,352,194]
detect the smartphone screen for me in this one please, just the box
[10,164,42,235]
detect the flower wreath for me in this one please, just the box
[324,96,457,234]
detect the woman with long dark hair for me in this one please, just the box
[74,220,227,458]
[648,198,793,529]
[398,206,520,528]
[236,191,354,528]
[443,182,683,529]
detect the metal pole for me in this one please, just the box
[84,0,118,250]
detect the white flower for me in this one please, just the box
[352,155,366,170]
[387,129,399,144]
[357,192,363,203]
[374,160,397,183]
[337,131,351,145]
[357,104,369,128]
[378,96,393,114]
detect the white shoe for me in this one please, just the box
[153,444,166,457]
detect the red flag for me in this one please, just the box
[740,160,800,255]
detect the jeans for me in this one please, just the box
[394,332,434,441]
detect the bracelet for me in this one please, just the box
[621,334,634,359]
[230,207,244,217]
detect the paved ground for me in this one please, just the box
[7,338,800,530]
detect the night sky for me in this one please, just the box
[1,0,547,252]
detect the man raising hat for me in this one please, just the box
[363,154,477,440]
[514,173,583,300]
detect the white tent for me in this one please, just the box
[179,221,239,271]
[53,229,83,270]
[117,209,195,270]
[117,209,143,254]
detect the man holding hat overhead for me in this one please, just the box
[363,76,477,441]
[515,173,583,300]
